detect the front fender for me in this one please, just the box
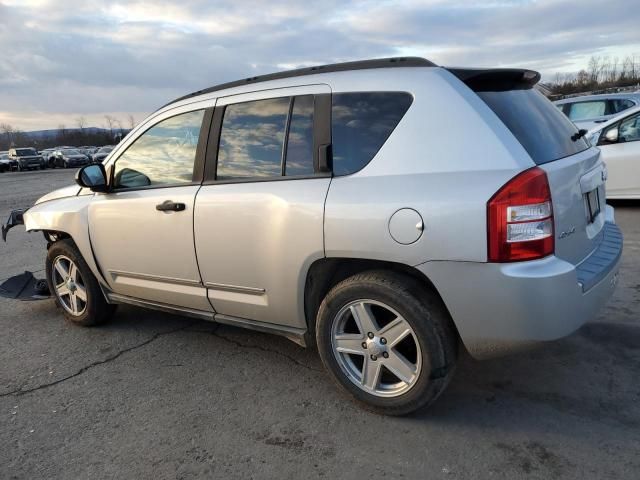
[23,195,108,286]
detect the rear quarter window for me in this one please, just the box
[332,92,413,176]
[477,89,589,165]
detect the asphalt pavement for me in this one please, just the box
[1,168,639,479]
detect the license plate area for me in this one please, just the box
[584,187,601,224]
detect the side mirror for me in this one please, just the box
[75,164,109,193]
[604,127,619,143]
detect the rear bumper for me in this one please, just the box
[419,218,622,359]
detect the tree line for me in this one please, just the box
[0,114,136,151]
[549,54,640,96]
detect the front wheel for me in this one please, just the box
[316,271,458,416]
[46,239,116,326]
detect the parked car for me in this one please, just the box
[1,58,622,415]
[588,104,640,199]
[0,153,10,172]
[91,146,114,163]
[8,147,45,171]
[51,149,91,169]
[554,93,640,129]
[39,148,56,168]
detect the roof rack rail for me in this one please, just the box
[161,57,436,109]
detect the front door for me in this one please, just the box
[89,107,213,312]
[603,110,640,198]
[194,85,332,329]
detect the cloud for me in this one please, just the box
[0,0,639,130]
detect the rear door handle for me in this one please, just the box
[156,200,186,212]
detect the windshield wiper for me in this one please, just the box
[571,129,588,142]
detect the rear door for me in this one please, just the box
[194,85,332,329]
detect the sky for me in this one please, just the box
[1,0,639,131]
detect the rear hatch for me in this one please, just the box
[449,67,605,265]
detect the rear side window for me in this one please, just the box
[332,92,413,176]
[611,99,635,114]
[217,97,289,179]
[477,89,589,165]
[285,95,315,176]
[567,101,606,120]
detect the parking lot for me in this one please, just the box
[1,168,639,479]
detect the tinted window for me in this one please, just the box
[332,92,413,176]
[285,95,314,176]
[611,99,635,114]
[478,89,589,165]
[568,101,606,120]
[114,110,204,188]
[217,97,289,179]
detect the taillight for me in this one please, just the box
[487,167,554,262]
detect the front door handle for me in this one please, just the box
[156,200,186,212]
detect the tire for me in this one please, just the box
[46,239,116,326]
[316,271,458,416]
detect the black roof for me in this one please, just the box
[162,57,436,109]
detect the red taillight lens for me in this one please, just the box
[487,167,554,262]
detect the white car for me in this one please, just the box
[588,105,640,199]
[554,93,640,130]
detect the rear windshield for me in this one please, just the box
[477,89,589,165]
[15,148,37,156]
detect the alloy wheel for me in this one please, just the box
[331,299,422,397]
[51,255,88,316]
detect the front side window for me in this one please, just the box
[331,92,413,176]
[568,101,606,120]
[217,97,290,179]
[619,112,640,143]
[113,110,204,189]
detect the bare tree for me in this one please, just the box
[127,114,136,130]
[104,115,115,139]
[76,116,86,131]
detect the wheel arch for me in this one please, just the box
[303,257,460,348]
[24,196,109,287]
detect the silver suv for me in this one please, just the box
[2,58,622,415]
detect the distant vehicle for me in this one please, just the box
[554,93,640,129]
[8,147,45,171]
[91,146,114,163]
[0,153,10,172]
[588,104,640,199]
[39,148,57,168]
[51,149,90,169]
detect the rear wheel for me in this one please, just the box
[46,239,115,326]
[316,271,458,415]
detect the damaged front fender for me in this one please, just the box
[1,209,27,241]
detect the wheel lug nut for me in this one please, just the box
[362,342,367,349]
[367,332,374,339]
[382,352,389,359]
[380,337,387,345]
[370,354,377,361]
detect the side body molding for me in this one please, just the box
[23,195,108,286]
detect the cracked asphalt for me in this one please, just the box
[1,169,639,479]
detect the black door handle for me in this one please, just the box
[156,200,186,212]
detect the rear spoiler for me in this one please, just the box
[446,67,541,92]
